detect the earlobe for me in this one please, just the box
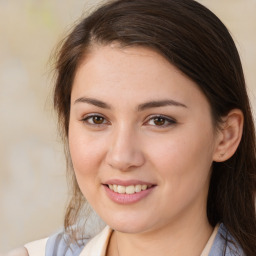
[213,109,244,162]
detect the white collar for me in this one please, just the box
[79,225,219,256]
[79,225,113,256]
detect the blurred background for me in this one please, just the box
[0,0,255,253]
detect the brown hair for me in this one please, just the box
[53,0,256,254]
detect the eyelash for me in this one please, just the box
[81,114,176,128]
[145,115,177,128]
[81,114,109,127]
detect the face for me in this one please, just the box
[69,45,220,234]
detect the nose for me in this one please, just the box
[106,126,145,171]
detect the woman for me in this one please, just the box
[13,0,256,255]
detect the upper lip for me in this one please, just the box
[103,179,156,186]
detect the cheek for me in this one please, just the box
[69,137,106,209]
[146,127,214,193]
[144,134,214,222]
[68,125,107,191]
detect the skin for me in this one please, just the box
[68,45,242,256]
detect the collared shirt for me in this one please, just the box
[24,223,244,256]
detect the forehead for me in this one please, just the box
[72,44,209,111]
[76,44,176,81]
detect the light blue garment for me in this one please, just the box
[45,231,89,256]
[45,223,244,256]
[209,224,244,256]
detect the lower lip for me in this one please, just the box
[103,185,155,204]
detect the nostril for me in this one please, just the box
[106,150,145,171]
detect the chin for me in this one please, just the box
[101,211,154,234]
[112,223,148,234]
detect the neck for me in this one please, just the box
[107,207,213,256]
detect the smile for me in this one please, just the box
[108,184,152,194]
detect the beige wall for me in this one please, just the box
[0,0,255,253]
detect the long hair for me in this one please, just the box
[53,0,256,254]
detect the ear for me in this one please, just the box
[213,109,244,162]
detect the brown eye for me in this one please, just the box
[92,116,104,124]
[147,115,176,127]
[153,117,166,126]
[82,114,108,126]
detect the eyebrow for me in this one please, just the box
[74,97,187,110]
[74,97,111,109]
[137,99,187,111]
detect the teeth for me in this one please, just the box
[142,185,147,191]
[117,185,126,194]
[126,185,135,194]
[108,184,151,194]
[135,184,142,193]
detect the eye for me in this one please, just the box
[81,114,108,126]
[146,115,176,127]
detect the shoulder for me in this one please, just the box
[210,223,245,256]
[19,230,88,256]
[23,237,48,256]
[4,247,28,256]
[44,230,90,256]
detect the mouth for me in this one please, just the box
[106,184,154,194]
[102,180,156,204]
